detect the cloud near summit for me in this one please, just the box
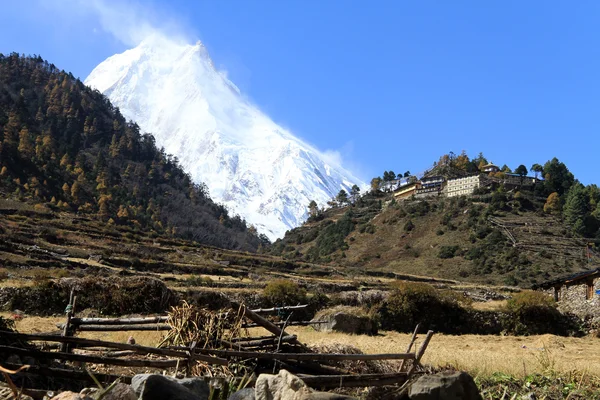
[46,0,192,47]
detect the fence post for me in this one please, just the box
[61,289,76,353]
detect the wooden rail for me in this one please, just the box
[0,331,227,365]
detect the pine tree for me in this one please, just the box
[336,189,349,205]
[308,200,319,217]
[530,163,543,179]
[350,185,361,203]
[563,184,587,235]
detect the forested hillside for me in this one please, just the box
[271,153,600,287]
[0,53,265,250]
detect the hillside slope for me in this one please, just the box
[0,53,263,250]
[270,188,597,287]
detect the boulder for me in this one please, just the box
[314,310,377,335]
[131,374,209,400]
[228,388,255,400]
[99,383,137,400]
[255,370,357,400]
[408,371,482,400]
[255,370,313,400]
[0,386,33,400]
[51,392,93,400]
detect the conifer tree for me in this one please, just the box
[563,184,587,235]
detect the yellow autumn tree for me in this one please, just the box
[18,127,34,158]
[544,192,561,214]
[117,205,129,220]
[98,195,111,218]
[70,181,81,203]
[62,183,70,196]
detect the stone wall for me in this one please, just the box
[543,277,600,323]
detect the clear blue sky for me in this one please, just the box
[1,1,598,185]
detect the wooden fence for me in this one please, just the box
[4,297,434,390]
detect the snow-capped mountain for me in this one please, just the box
[85,35,364,240]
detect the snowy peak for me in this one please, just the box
[85,36,365,240]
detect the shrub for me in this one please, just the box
[262,279,307,307]
[501,291,580,335]
[184,276,214,287]
[403,220,415,232]
[379,282,469,333]
[438,245,459,259]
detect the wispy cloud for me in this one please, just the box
[41,0,192,46]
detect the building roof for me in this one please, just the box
[481,163,499,169]
[532,267,600,290]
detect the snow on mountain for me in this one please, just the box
[85,35,365,240]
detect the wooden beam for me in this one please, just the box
[2,362,130,384]
[71,316,169,325]
[250,305,308,313]
[0,332,227,365]
[299,372,409,388]
[0,345,181,368]
[242,320,327,328]
[76,324,171,331]
[170,346,416,362]
[232,301,308,351]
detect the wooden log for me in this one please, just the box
[60,289,75,353]
[231,335,277,343]
[171,346,416,362]
[231,301,309,351]
[406,330,434,376]
[0,332,227,365]
[240,335,297,348]
[299,372,409,388]
[71,316,170,325]
[74,349,136,358]
[242,320,327,328]
[399,324,419,372]
[0,345,181,368]
[414,330,434,365]
[250,305,308,313]
[2,362,130,384]
[76,324,171,331]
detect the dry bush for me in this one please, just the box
[314,305,370,320]
[160,301,246,376]
[262,279,307,307]
[309,342,400,374]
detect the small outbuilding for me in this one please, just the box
[533,267,600,317]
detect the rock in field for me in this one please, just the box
[312,306,377,335]
[254,370,357,400]
[408,371,482,400]
[131,374,209,400]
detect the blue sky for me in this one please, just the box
[1,0,598,185]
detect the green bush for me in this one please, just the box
[501,291,580,335]
[262,279,307,307]
[438,245,459,259]
[379,282,469,333]
[403,220,415,232]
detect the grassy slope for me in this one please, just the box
[271,190,594,287]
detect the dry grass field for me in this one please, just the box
[287,327,600,377]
